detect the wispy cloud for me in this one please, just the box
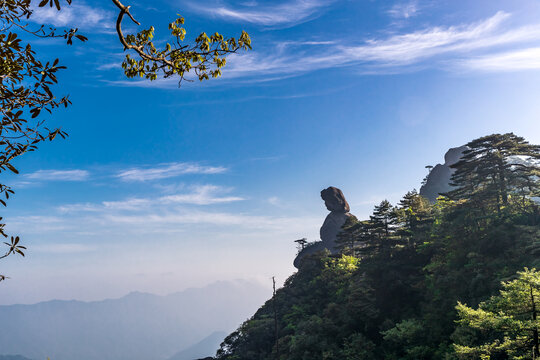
[32,243,96,254]
[341,11,516,65]
[187,0,335,27]
[56,203,101,213]
[111,11,540,87]
[267,196,289,208]
[456,47,540,71]
[102,211,315,231]
[116,162,227,182]
[95,53,126,72]
[160,185,245,205]
[227,11,540,74]
[97,62,122,71]
[58,185,244,214]
[30,2,114,30]
[102,198,151,211]
[7,215,68,232]
[388,1,420,19]
[26,169,90,181]
[224,11,515,74]
[43,196,317,237]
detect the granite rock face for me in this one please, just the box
[419,146,467,202]
[320,186,350,213]
[320,186,352,250]
[294,186,353,268]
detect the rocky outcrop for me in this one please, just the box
[294,187,353,268]
[319,187,352,251]
[419,146,467,202]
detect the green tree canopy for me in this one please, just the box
[215,134,540,360]
[454,268,540,360]
[447,133,540,214]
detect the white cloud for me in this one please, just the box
[32,243,95,254]
[160,185,245,205]
[95,53,127,72]
[7,215,68,233]
[341,12,518,65]
[97,62,122,71]
[116,162,227,182]
[222,11,540,76]
[102,211,318,233]
[112,11,540,88]
[26,169,90,181]
[58,185,244,214]
[57,203,101,213]
[30,2,114,30]
[388,1,420,19]
[102,198,151,211]
[95,9,540,93]
[37,201,319,236]
[457,47,540,71]
[9,180,36,188]
[188,0,335,27]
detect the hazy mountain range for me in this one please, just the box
[0,280,270,360]
[167,331,227,360]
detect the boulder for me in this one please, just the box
[419,146,467,202]
[294,186,354,268]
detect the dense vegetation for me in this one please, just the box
[214,133,540,360]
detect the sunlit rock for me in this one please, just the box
[419,146,467,202]
[294,186,354,268]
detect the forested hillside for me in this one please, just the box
[214,133,540,360]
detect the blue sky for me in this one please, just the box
[1,0,540,304]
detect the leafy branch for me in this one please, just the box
[111,0,251,84]
[0,0,252,282]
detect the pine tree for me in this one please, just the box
[336,216,360,256]
[454,268,540,359]
[362,200,399,256]
[370,200,396,238]
[395,190,433,246]
[447,133,540,214]
[336,216,378,257]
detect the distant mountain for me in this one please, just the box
[419,145,467,202]
[0,280,270,360]
[167,331,227,360]
[0,356,34,360]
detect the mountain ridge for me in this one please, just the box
[167,331,227,360]
[0,280,270,360]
